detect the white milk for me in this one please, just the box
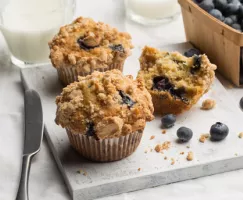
[126,0,180,19]
[0,0,74,64]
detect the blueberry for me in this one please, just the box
[225,2,240,15]
[229,15,238,23]
[119,90,135,108]
[184,48,201,57]
[240,97,243,110]
[109,44,124,53]
[209,9,224,21]
[231,23,242,31]
[152,76,188,103]
[177,127,193,142]
[199,0,215,12]
[238,5,243,19]
[161,114,176,128]
[77,37,97,50]
[86,122,95,136]
[224,17,234,26]
[210,122,229,141]
[191,55,202,74]
[214,0,228,11]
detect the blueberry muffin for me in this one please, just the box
[137,46,217,115]
[55,69,154,162]
[49,17,133,85]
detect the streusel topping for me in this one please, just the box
[49,17,133,71]
[55,70,154,139]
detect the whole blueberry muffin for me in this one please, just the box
[137,46,217,115]
[55,69,154,162]
[49,17,133,85]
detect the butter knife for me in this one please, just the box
[16,89,44,200]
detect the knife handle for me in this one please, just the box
[16,154,34,200]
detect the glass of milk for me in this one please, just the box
[0,0,76,68]
[125,0,180,25]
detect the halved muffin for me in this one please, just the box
[137,46,217,115]
[49,17,133,85]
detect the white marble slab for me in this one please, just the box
[21,43,243,200]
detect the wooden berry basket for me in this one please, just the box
[178,0,243,86]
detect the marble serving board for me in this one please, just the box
[21,43,243,200]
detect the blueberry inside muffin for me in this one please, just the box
[137,46,217,115]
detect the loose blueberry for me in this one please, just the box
[225,2,240,16]
[240,97,243,110]
[238,5,243,19]
[231,23,242,31]
[109,44,125,53]
[119,90,135,108]
[229,15,238,23]
[86,122,95,136]
[210,122,229,141]
[214,0,228,11]
[177,127,193,142]
[224,17,234,26]
[161,114,176,128]
[209,9,224,21]
[184,48,201,57]
[199,0,215,12]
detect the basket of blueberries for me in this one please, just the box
[178,0,243,86]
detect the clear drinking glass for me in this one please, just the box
[125,0,180,25]
[0,0,76,68]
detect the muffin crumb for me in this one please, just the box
[201,99,216,110]
[180,152,185,155]
[238,132,243,138]
[144,150,148,154]
[199,134,210,143]
[138,168,141,171]
[171,158,175,165]
[150,135,155,140]
[162,130,166,134]
[155,144,162,152]
[164,156,168,160]
[187,151,194,161]
[186,145,190,149]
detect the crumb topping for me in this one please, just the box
[55,70,154,139]
[154,141,171,153]
[49,17,133,70]
[150,135,155,140]
[199,133,210,143]
[201,99,216,110]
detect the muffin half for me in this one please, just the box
[137,46,217,115]
[49,17,133,85]
[55,69,154,162]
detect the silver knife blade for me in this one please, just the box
[24,89,44,155]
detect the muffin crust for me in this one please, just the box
[55,70,154,139]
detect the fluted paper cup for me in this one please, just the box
[66,129,143,162]
[57,61,124,86]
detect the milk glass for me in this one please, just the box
[125,0,180,25]
[0,0,76,68]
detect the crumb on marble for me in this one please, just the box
[187,151,194,161]
[180,152,184,155]
[83,172,87,176]
[164,156,168,160]
[162,130,166,134]
[199,134,210,143]
[150,135,155,140]
[201,99,216,110]
[186,146,190,149]
[171,158,175,165]
[238,132,243,139]
[155,144,162,152]
[138,168,141,171]
[144,150,148,154]
[154,141,171,153]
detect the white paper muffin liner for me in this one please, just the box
[66,129,143,162]
[57,62,124,86]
